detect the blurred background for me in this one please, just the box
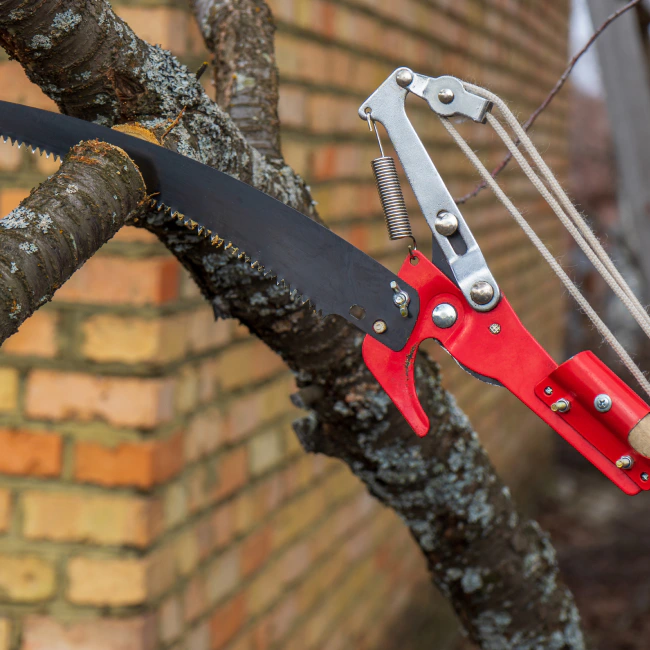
[0,0,647,648]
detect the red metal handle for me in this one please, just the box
[362,251,650,495]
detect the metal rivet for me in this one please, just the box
[432,303,457,329]
[396,68,414,88]
[594,394,612,413]
[544,386,553,396]
[470,281,495,305]
[642,472,649,482]
[390,281,410,318]
[373,320,387,334]
[616,455,634,470]
[489,323,501,335]
[434,211,459,236]
[550,398,570,413]
[438,88,455,104]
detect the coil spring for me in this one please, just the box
[371,156,413,241]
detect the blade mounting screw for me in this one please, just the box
[390,281,410,318]
[434,211,459,236]
[373,320,387,334]
[470,281,495,305]
[550,398,570,413]
[489,323,501,335]
[432,303,457,329]
[544,386,553,396]
[642,473,649,482]
[594,394,612,413]
[438,88,455,104]
[396,68,414,88]
[615,455,634,470]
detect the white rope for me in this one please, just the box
[466,83,650,331]
[438,115,650,397]
[486,111,650,339]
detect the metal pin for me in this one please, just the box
[550,398,570,413]
[615,455,634,470]
[373,320,387,334]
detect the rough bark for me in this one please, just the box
[0,1,586,648]
[190,0,282,158]
[0,140,145,340]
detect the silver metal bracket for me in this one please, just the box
[359,68,500,312]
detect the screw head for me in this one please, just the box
[594,394,612,413]
[550,398,571,413]
[642,473,649,482]
[396,68,414,88]
[616,455,634,470]
[489,323,501,335]
[373,320,387,334]
[434,211,459,237]
[470,281,495,305]
[544,386,553,396]
[432,303,458,329]
[438,88,455,104]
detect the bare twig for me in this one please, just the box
[455,0,642,205]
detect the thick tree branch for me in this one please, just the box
[0,141,145,342]
[190,0,282,158]
[0,0,585,647]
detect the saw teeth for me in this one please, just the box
[186,219,198,230]
[197,226,204,236]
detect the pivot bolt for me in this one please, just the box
[551,398,571,413]
[470,281,495,305]
[396,68,414,88]
[435,211,459,236]
[432,303,457,329]
[594,394,612,413]
[615,455,634,470]
[438,88,455,104]
[373,320,387,334]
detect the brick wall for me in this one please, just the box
[0,1,570,649]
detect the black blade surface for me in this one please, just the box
[0,100,418,351]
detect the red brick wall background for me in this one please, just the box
[0,1,570,649]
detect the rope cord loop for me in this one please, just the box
[438,110,650,397]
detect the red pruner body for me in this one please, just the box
[363,251,650,495]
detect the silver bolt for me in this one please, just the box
[551,398,571,413]
[616,455,634,470]
[489,323,501,335]
[470,281,495,305]
[438,88,455,104]
[544,386,553,396]
[396,68,414,88]
[373,320,387,334]
[432,303,457,329]
[594,394,612,413]
[390,281,410,318]
[642,472,649,482]
[434,211,459,237]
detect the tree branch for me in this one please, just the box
[190,0,282,158]
[0,140,145,342]
[0,0,586,646]
[455,0,642,205]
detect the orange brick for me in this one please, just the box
[115,7,189,54]
[0,554,55,602]
[55,256,180,306]
[0,618,9,650]
[0,489,11,533]
[0,368,18,413]
[74,430,184,488]
[22,491,151,547]
[209,593,247,649]
[241,525,273,578]
[0,62,57,110]
[212,447,249,501]
[0,140,21,172]
[2,309,58,357]
[82,314,187,364]
[0,188,29,216]
[67,557,148,606]
[0,428,62,478]
[25,370,175,429]
[22,615,155,650]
